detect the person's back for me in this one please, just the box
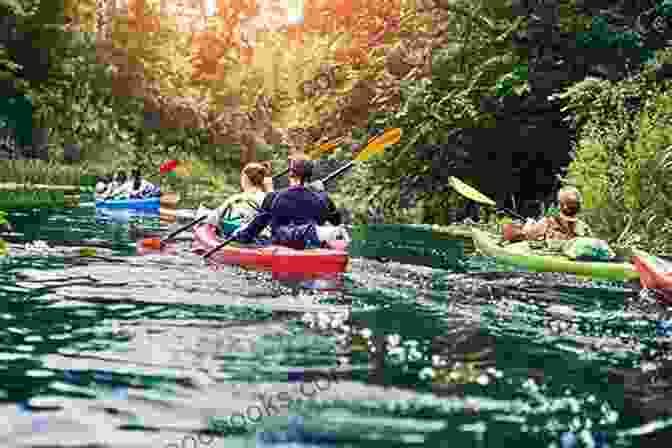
[200,162,272,237]
[266,184,329,247]
[234,156,347,249]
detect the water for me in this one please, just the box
[0,202,671,447]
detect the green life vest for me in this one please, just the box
[220,192,263,221]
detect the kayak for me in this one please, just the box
[632,249,672,301]
[96,196,160,209]
[471,229,640,282]
[192,224,349,279]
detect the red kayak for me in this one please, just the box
[192,224,349,280]
[632,249,672,303]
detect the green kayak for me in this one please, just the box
[471,229,640,282]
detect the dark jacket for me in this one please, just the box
[235,185,341,249]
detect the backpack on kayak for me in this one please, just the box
[562,237,616,262]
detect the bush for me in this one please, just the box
[564,60,672,253]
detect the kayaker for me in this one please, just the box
[505,187,591,242]
[231,155,349,250]
[95,176,109,196]
[129,169,160,198]
[199,161,274,232]
[101,171,132,199]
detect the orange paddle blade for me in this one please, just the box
[141,238,162,249]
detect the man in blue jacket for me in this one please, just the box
[232,155,349,250]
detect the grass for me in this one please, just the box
[0,190,79,209]
[0,160,102,186]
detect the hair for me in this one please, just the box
[242,162,270,189]
[287,153,313,183]
[557,186,582,204]
[131,169,141,190]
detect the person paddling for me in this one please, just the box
[129,169,160,198]
[95,175,110,197]
[230,155,349,250]
[102,171,138,200]
[505,187,592,242]
[198,162,274,233]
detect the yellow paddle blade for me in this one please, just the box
[79,247,97,257]
[173,161,193,177]
[448,176,496,206]
[355,128,402,161]
[307,136,346,159]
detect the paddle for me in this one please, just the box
[203,128,402,260]
[448,176,525,221]
[202,233,239,260]
[315,128,402,185]
[272,136,347,180]
[141,214,208,250]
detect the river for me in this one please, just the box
[0,198,671,447]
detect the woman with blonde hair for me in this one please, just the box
[198,161,274,234]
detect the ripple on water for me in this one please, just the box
[1,207,671,446]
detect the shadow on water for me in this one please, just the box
[0,205,671,446]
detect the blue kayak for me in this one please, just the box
[95,197,160,209]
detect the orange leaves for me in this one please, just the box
[334,0,354,17]
[335,46,368,65]
[125,0,161,33]
[190,30,233,79]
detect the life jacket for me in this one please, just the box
[220,191,265,222]
[543,216,590,241]
[268,185,328,250]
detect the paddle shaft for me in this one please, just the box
[160,214,207,245]
[320,160,354,184]
[203,235,236,259]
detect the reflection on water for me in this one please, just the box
[0,205,670,446]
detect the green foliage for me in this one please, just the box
[0,160,104,185]
[575,15,655,64]
[0,189,77,209]
[565,65,672,253]
[495,63,529,97]
[336,0,527,224]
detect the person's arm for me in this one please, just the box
[522,217,548,240]
[317,193,341,226]
[261,161,274,192]
[234,192,274,243]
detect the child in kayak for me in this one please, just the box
[231,155,349,250]
[502,187,629,262]
[198,162,274,234]
[129,169,160,198]
[505,187,591,242]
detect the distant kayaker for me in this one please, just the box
[129,169,160,198]
[199,161,274,232]
[95,176,110,196]
[101,171,132,199]
[505,187,591,242]
[231,155,349,249]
